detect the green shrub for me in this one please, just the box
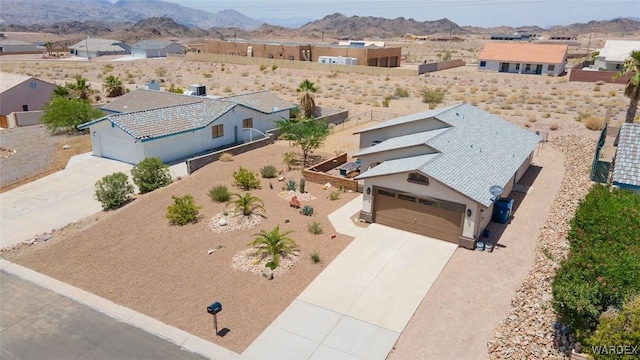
[166,195,201,225]
[259,64,267,71]
[310,251,321,264]
[308,222,323,235]
[286,179,297,191]
[208,185,230,202]
[260,165,278,178]
[552,185,640,341]
[94,172,134,210]
[586,295,640,360]
[233,167,260,190]
[301,205,314,216]
[271,64,278,71]
[329,191,340,201]
[131,157,171,194]
[283,151,297,170]
[422,87,446,109]
[382,95,391,107]
[394,87,409,98]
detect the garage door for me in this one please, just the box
[373,188,464,243]
[100,134,138,164]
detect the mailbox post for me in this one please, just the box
[207,301,222,335]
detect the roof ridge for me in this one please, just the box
[111,101,204,117]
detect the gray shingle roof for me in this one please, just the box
[356,153,440,179]
[353,103,462,134]
[220,91,296,114]
[68,38,128,52]
[356,103,541,207]
[354,128,448,156]
[132,40,176,50]
[101,89,294,115]
[612,123,640,188]
[78,101,236,141]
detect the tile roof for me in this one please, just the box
[354,128,448,156]
[612,123,640,188]
[478,43,568,64]
[132,40,183,50]
[78,101,236,141]
[356,104,541,207]
[599,40,640,63]
[219,91,297,113]
[102,89,295,115]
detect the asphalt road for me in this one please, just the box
[0,271,207,360]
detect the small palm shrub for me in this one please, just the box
[260,165,278,178]
[228,192,265,216]
[286,179,297,191]
[328,191,340,201]
[310,251,321,264]
[233,167,260,190]
[94,172,134,210]
[301,205,314,216]
[166,195,201,225]
[208,185,230,202]
[308,222,323,235]
[131,157,171,194]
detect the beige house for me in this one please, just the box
[354,104,540,248]
[0,72,57,128]
[477,42,568,75]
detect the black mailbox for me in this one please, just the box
[207,302,222,315]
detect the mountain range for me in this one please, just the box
[1,0,639,39]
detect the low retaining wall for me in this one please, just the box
[302,153,358,192]
[186,134,275,174]
[418,59,466,74]
[568,64,629,84]
[312,106,349,125]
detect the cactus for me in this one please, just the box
[286,179,297,191]
[301,205,314,216]
[299,177,306,193]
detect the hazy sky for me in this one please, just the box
[171,0,639,27]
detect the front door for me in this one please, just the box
[500,62,510,72]
[535,64,543,74]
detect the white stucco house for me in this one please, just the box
[77,89,295,164]
[593,40,640,71]
[0,72,57,128]
[477,42,568,75]
[612,123,640,194]
[131,40,186,58]
[354,103,540,248]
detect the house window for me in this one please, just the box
[548,64,555,71]
[408,172,429,185]
[515,63,520,71]
[397,194,416,202]
[615,63,621,70]
[242,118,253,129]
[479,61,486,67]
[22,105,28,111]
[211,124,224,138]
[29,81,37,89]
[525,64,531,72]
[377,189,395,197]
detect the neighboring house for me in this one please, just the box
[68,38,130,58]
[0,39,43,54]
[78,89,294,164]
[0,72,57,128]
[354,103,540,248]
[489,33,536,41]
[131,40,186,58]
[593,40,640,71]
[612,123,640,194]
[477,42,568,75]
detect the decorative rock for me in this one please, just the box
[262,268,273,280]
[208,249,215,255]
[218,217,227,226]
[62,144,71,149]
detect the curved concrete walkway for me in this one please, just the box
[243,197,457,360]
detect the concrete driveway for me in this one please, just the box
[243,222,457,360]
[0,153,187,249]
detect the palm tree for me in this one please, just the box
[52,85,70,98]
[614,50,640,124]
[43,41,53,57]
[66,75,91,100]
[249,225,298,269]
[227,192,265,216]
[103,75,124,97]
[297,79,317,118]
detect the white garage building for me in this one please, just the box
[130,40,186,58]
[78,89,294,164]
[354,103,540,248]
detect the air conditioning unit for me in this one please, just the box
[188,84,206,96]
